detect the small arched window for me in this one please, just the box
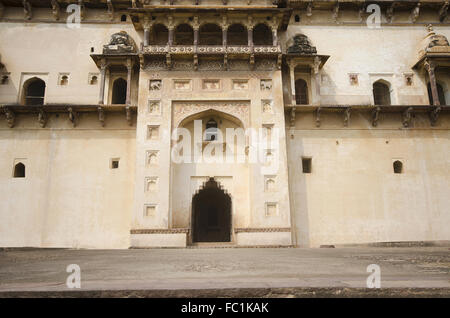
[205,119,218,141]
[121,15,127,22]
[112,78,127,105]
[393,160,403,174]
[294,15,300,22]
[295,78,308,105]
[23,78,46,105]
[373,81,391,105]
[90,76,98,85]
[13,162,25,178]
[427,83,446,105]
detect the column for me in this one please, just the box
[194,26,199,46]
[312,56,321,105]
[289,60,296,105]
[98,59,107,105]
[143,27,150,46]
[222,26,227,46]
[272,27,278,46]
[247,26,253,47]
[126,58,132,106]
[168,27,174,46]
[425,59,440,106]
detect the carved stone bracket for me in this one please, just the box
[166,53,172,69]
[411,2,421,23]
[290,107,296,128]
[332,2,339,23]
[402,107,413,127]
[372,106,381,127]
[386,2,396,23]
[277,54,282,70]
[358,2,366,22]
[315,107,321,127]
[343,107,351,127]
[78,0,85,21]
[68,107,77,127]
[430,106,441,126]
[107,0,114,21]
[23,0,32,20]
[125,106,132,126]
[51,0,60,21]
[98,106,105,127]
[306,1,313,17]
[38,109,47,128]
[439,1,449,22]
[193,54,198,71]
[4,107,15,128]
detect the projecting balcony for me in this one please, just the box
[141,44,282,56]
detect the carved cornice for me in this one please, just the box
[142,45,281,55]
[131,228,190,234]
[234,228,292,233]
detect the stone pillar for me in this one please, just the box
[98,59,107,105]
[222,27,227,46]
[312,56,321,105]
[168,27,174,46]
[424,59,440,106]
[194,27,199,46]
[126,59,132,106]
[272,27,278,46]
[248,27,253,47]
[289,60,296,105]
[143,27,150,46]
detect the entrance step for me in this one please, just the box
[188,242,236,248]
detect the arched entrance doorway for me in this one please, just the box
[192,178,231,243]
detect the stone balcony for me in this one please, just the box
[141,44,282,56]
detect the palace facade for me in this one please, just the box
[0,0,449,249]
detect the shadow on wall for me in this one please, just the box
[286,129,311,247]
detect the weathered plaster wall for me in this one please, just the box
[287,113,450,247]
[281,24,450,105]
[0,115,136,249]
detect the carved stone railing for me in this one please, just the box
[142,44,281,55]
[285,104,450,128]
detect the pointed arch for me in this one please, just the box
[253,23,273,45]
[373,79,391,105]
[22,77,46,105]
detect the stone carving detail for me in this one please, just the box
[372,107,381,127]
[145,177,158,192]
[402,107,413,128]
[173,79,191,90]
[147,125,159,140]
[51,0,60,21]
[287,34,317,54]
[233,80,249,90]
[149,80,162,90]
[146,150,159,166]
[430,106,441,126]
[4,107,15,128]
[125,106,132,126]
[38,109,47,128]
[425,25,449,50]
[98,106,105,127]
[202,80,220,90]
[343,107,351,127]
[260,79,272,90]
[349,73,358,85]
[103,31,137,54]
[315,107,321,127]
[439,1,449,22]
[262,100,273,114]
[173,100,250,129]
[23,0,32,20]
[68,107,77,127]
[148,100,161,114]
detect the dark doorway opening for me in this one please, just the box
[192,178,231,243]
[112,78,127,104]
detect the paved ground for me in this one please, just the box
[0,247,449,296]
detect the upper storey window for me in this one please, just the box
[199,24,222,45]
[373,80,391,105]
[253,24,273,46]
[205,119,218,141]
[23,78,46,106]
[227,24,247,46]
[295,78,308,105]
[152,24,169,45]
[174,23,194,45]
